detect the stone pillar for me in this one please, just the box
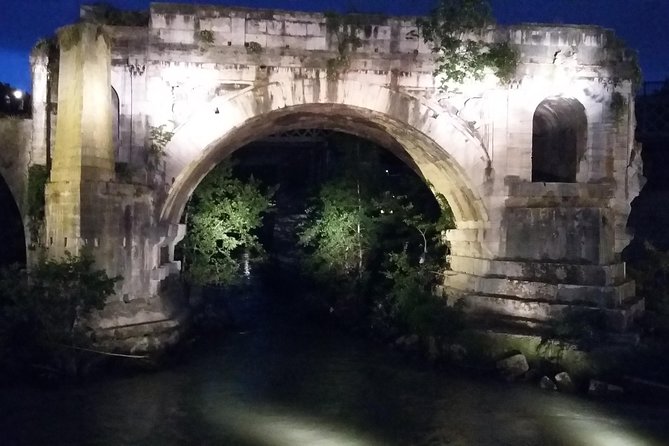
[45,23,114,258]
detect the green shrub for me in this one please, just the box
[0,252,120,377]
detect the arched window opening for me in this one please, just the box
[531,97,587,183]
[111,87,120,159]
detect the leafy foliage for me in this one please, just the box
[299,179,375,293]
[184,162,275,286]
[147,125,174,170]
[297,135,458,337]
[373,250,462,337]
[418,0,519,87]
[0,253,120,376]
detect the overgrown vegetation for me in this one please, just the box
[0,253,120,379]
[26,164,49,248]
[296,135,457,337]
[628,242,669,333]
[603,34,643,88]
[180,133,459,341]
[418,0,519,88]
[324,12,364,80]
[543,307,608,351]
[57,23,110,52]
[183,162,275,287]
[83,3,149,27]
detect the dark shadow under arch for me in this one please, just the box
[532,97,587,183]
[0,174,26,266]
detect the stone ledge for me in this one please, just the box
[94,311,191,354]
[447,292,644,332]
[446,271,636,308]
[449,256,626,286]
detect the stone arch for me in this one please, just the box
[531,97,587,183]
[159,81,491,233]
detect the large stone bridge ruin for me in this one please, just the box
[1,3,645,351]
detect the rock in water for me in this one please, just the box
[496,353,529,381]
[555,372,575,392]
[539,376,557,391]
[588,379,624,397]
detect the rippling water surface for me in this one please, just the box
[3,286,669,446]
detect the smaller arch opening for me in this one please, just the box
[531,97,587,183]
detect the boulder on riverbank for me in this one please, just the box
[496,353,529,380]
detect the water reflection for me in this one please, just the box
[2,289,669,445]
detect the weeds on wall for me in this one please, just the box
[27,165,48,248]
[245,41,263,55]
[147,125,174,171]
[198,30,215,45]
[324,12,365,80]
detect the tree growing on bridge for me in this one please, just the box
[183,162,275,287]
[419,0,519,88]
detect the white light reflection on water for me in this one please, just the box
[206,401,383,446]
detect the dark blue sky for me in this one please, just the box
[1,0,668,92]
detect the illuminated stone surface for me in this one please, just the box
[4,4,644,351]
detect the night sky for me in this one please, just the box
[1,0,668,92]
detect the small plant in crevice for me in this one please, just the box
[198,29,215,45]
[147,125,174,171]
[245,41,263,55]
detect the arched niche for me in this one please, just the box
[531,97,587,183]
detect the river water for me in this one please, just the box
[3,285,669,446]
